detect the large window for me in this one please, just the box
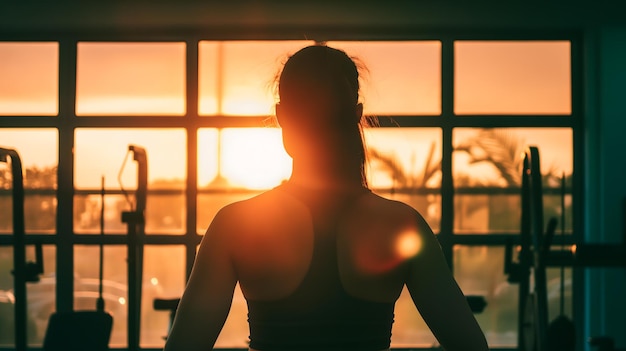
[0,37,579,350]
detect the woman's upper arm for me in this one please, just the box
[164,206,238,351]
[405,211,489,351]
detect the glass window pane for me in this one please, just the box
[197,127,288,234]
[76,42,186,116]
[455,41,571,115]
[199,40,312,116]
[197,191,262,235]
[364,127,442,232]
[0,42,58,116]
[27,245,56,346]
[391,287,437,347]
[198,128,291,190]
[453,128,573,234]
[454,246,518,348]
[141,245,185,347]
[0,129,58,234]
[0,245,56,346]
[74,245,127,347]
[220,128,291,189]
[73,192,186,235]
[327,41,442,115]
[74,129,186,234]
[197,127,444,234]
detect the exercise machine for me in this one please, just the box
[0,147,43,351]
[2,146,114,350]
[120,145,148,351]
[505,146,626,351]
[42,176,113,351]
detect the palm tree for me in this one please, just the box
[455,129,525,187]
[366,141,440,220]
[367,141,439,191]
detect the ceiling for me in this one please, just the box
[0,0,624,36]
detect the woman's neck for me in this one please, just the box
[288,158,365,191]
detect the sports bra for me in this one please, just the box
[246,183,395,351]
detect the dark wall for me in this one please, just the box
[0,0,624,34]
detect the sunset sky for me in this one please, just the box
[0,40,572,189]
[0,40,574,349]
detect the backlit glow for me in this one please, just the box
[327,41,442,115]
[199,128,292,190]
[221,128,292,189]
[198,40,310,116]
[222,96,273,116]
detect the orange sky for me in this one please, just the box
[0,40,571,116]
[0,40,573,189]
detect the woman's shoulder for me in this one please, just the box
[349,192,434,245]
[360,192,424,221]
[211,186,309,233]
[220,186,298,215]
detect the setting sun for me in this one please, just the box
[221,128,292,189]
[198,128,292,190]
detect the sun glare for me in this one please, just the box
[198,40,310,116]
[222,96,273,116]
[220,128,292,189]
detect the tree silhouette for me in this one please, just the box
[366,141,440,219]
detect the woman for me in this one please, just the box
[164,45,489,351]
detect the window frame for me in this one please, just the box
[0,29,583,351]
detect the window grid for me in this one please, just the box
[0,31,581,351]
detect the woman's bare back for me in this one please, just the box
[221,184,423,304]
[164,44,488,351]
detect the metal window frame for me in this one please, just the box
[0,28,582,351]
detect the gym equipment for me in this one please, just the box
[505,146,626,351]
[43,311,113,351]
[545,174,576,351]
[153,297,180,339]
[42,176,113,351]
[1,147,43,351]
[120,145,148,351]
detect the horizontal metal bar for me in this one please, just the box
[0,26,581,42]
[1,115,579,128]
[0,187,572,196]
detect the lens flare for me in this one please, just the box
[354,227,423,275]
[395,230,422,259]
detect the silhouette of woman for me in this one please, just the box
[164,45,489,351]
